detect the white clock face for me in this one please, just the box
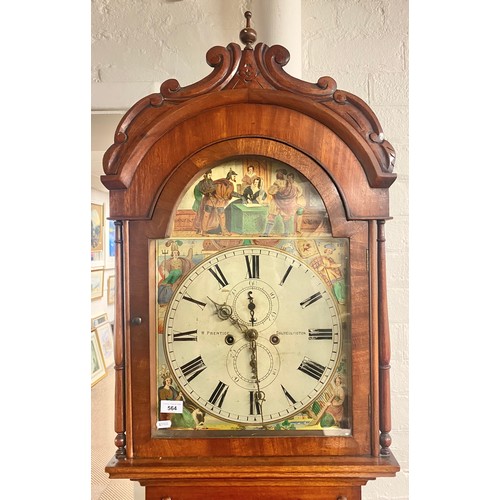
[164,245,342,425]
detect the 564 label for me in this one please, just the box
[160,400,183,414]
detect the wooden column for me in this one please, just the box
[112,220,126,458]
[377,220,392,456]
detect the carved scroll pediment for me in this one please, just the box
[102,11,395,185]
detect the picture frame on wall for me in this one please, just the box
[106,220,116,268]
[107,275,115,305]
[91,202,105,267]
[96,322,115,368]
[91,313,108,330]
[91,268,104,300]
[91,330,107,386]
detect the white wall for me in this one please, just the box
[91,1,409,499]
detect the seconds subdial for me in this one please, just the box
[228,280,279,332]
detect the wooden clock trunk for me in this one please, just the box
[101,12,399,499]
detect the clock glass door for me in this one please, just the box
[152,157,352,437]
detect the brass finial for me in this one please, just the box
[240,11,257,49]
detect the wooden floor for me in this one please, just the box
[92,369,135,500]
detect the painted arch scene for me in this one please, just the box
[171,157,333,238]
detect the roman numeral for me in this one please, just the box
[281,385,297,405]
[208,381,229,407]
[208,264,229,288]
[279,265,293,286]
[245,255,260,279]
[182,294,207,309]
[308,328,333,340]
[249,391,262,415]
[180,355,207,382]
[300,291,322,308]
[298,357,326,381]
[173,329,198,341]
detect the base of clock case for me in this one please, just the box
[106,453,399,499]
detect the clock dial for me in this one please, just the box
[163,245,342,425]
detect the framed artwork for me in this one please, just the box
[96,322,115,368]
[91,268,104,300]
[91,330,107,386]
[106,220,116,266]
[91,203,105,266]
[91,313,108,330]
[107,275,115,305]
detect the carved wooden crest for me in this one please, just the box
[102,12,396,193]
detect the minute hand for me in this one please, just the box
[248,335,266,423]
[207,297,266,423]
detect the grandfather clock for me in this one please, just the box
[102,12,399,500]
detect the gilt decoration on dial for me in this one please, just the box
[154,157,351,435]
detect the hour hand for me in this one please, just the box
[207,296,233,321]
[207,296,247,333]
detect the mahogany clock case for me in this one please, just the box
[101,12,399,496]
